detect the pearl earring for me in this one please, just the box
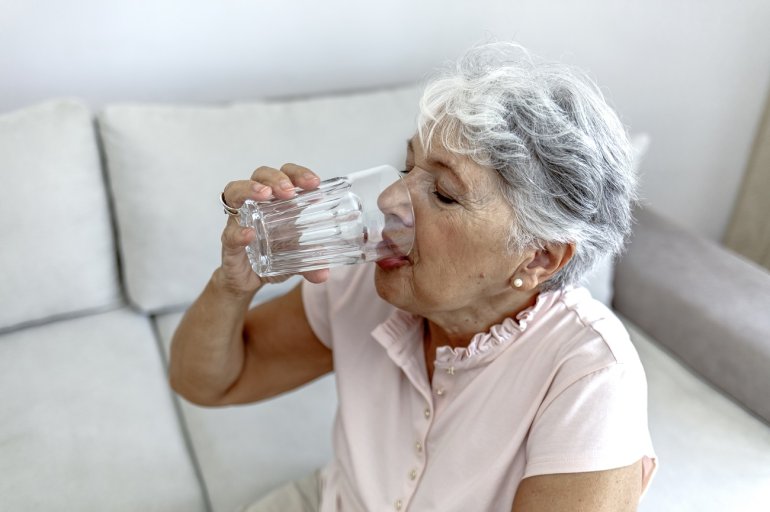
[513,278,523,288]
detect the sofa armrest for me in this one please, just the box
[613,206,770,424]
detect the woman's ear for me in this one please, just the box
[514,243,575,289]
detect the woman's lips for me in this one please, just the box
[376,256,410,270]
[375,236,411,270]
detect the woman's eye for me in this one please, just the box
[433,190,456,204]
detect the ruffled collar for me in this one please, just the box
[434,288,561,366]
[372,288,564,370]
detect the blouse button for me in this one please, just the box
[395,499,403,510]
[436,388,444,396]
[410,469,418,480]
[415,441,423,453]
[446,366,455,375]
[424,408,431,419]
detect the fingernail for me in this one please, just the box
[303,172,319,181]
[279,180,294,190]
[253,183,267,193]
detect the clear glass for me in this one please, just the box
[239,164,414,277]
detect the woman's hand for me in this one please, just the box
[217,163,330,297]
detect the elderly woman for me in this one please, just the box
[170,42,657,511]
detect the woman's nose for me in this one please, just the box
[377,179,414,228]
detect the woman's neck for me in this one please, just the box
[421,289,540,381]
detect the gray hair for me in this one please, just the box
[417,42,638,292]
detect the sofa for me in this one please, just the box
[1,86,769,512]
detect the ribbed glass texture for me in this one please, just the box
[239,165,413,277]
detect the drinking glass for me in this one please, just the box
[239,164,414,277]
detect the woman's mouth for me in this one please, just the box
[376,256,410,270]
[375,236,411,270]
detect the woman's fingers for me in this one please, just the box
[279,163,321,189]
[221,217,253,254]
[250,163,321,200]
[222,179,273,209]
[301,268,330,284]
[217,217,262,293]
[222,164,322,209]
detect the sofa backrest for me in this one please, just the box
[0,100,123,331]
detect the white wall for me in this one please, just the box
[2,0,769,241]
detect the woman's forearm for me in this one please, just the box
[171,164,326,405]
[168,268,262,405]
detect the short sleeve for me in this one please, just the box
[301,278,333,348]
[523,361,657,492]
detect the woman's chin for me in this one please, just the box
[374,262,412,306]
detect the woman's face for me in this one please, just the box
[374,135,526,318]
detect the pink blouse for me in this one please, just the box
[302,263,657,511]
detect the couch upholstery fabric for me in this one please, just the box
[615,207,770,423]
[0,100,121,331]
[626,319,770,511]
[0,309,205,511]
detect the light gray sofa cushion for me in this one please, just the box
[155,310,337,512]
[0,309,205,511]
[615,207,770,423]
[626,319,770,512]
[0,100,122,331]
[98,87,423,313]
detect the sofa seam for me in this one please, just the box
[149,314,214,512]
[92,115,133,308]
[0,301,125,337]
